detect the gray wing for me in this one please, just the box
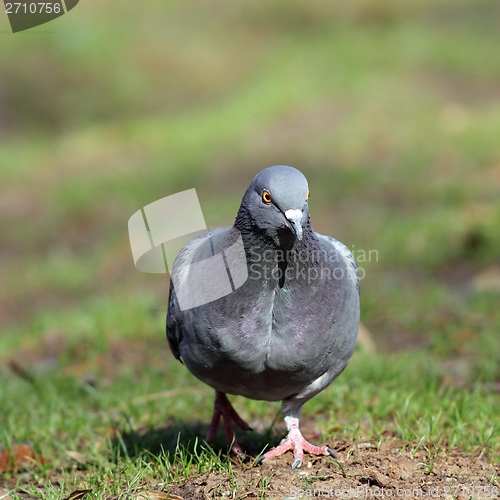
[166,231,209,362]
[166,226,234,362]
[318,234,360,295]
[166,278,182,361]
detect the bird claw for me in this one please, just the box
[254,455,265,466]
[233,449,250,463]
[206,391,252,453]
[231,443,245,457]
[258,417,336,469]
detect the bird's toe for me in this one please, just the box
[230,441,245,456]
[234,449,250,463]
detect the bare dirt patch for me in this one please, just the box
[167,438,499,499]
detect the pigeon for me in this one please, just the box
[166,165,360,469]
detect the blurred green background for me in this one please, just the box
[2,0,500,356]
[1,0,500,487]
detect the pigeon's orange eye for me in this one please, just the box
[307,190,310,200]
[262,190,272,204]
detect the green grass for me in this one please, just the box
[1,0,500,497]
[1,291,500,498]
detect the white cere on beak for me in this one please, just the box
[284,209,303,240]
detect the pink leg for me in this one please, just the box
[256,416,336,469]
[206,391,252,454]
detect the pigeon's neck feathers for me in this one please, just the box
[233,188,253,234]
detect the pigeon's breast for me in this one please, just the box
[179,280,276,372]
[174,231,359,401]
[179,262,357,401]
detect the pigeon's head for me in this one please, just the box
[235,165,310,249]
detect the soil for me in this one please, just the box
[166,438,499,500]
[3,335,500,500]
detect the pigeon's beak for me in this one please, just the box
[284,209,303,241]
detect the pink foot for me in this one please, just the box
[206,391,252,455]
[255,416,336,469]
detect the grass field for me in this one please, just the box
[1,0,500,498]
